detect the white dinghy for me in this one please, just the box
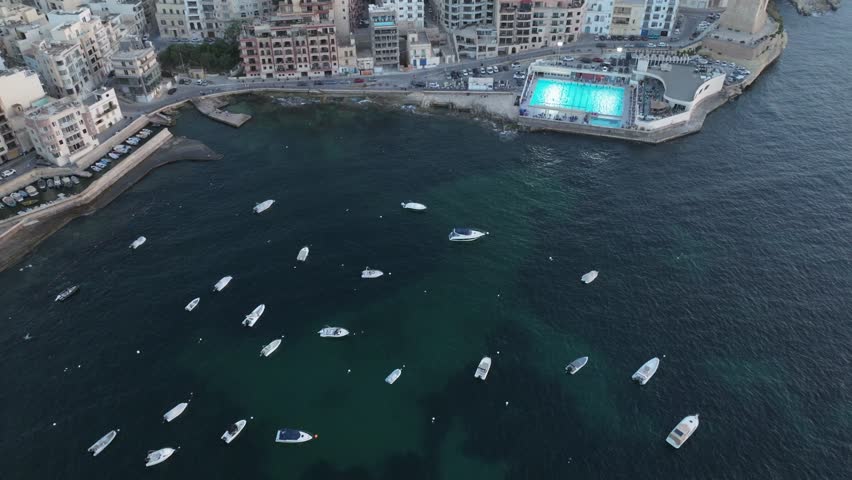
[87,429,118,456]
[145,447,176,467]
[253,199,274,213]
[632,357,660,385]
[185,297,200,311]
[260,338,282,357]
[297,246,309,262]
[474,356,492,380]
[213,276,232,292]
[130,236,146,249]
[581,270,598,284]
[401,202,427,211]
[163,395,191,422]
[242,304,265,327]
[221,420,247,444]
[361,267,384,279]
[385,368,402,384]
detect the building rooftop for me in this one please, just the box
[26,96,81,118]
[41,41,79,56]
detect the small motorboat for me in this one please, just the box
[253,199,274,214]
[46,179,55,188]
[275,428,316,443]
[130,236,146,249]
[565,356,588,375]
[185,297,200,312]
[163,397,191,422]
[448,228,488,242]
[474,356,492,380]
[401,202,427,211]
[53,176,60,186]
[26,185,39,196]
[108,152,120,160]
[213,275,232,292]
[260,338,282,357]
[37,179,47,190]
[87,429,118,456]
[385,368,402,384]
[361,267,383,279]
[2,196,16,207]
[145,447,176,467]
[581,270,598,284]
[242,304,266,327]
[666,414,700,449]
[632,357,660,385]
[297,246,309,262]
[318,327,349,338]
[61,177,72,187]
[221,420,247,444]
[70,176,80,185]
[55,285,79,302]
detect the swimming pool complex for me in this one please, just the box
[529,79,625,117]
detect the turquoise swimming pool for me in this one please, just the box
[529,79,624,117]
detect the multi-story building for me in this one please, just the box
[454,24,497,59]
[337,33,357,73]
[433,0,495,31]
[368,3,399,71]
[80,86,121,134]
[239,1,338,79]
[641,0,678,38]
[0,3,48,66]
[584,0,613,35]
[0,68,47,162]
[46,8,120,87]
[87,0,149,36]
[24,95,99,166]
[110,35,161,101]
[35,0,85,12]
[680,0,726,8]
[332,0,366,39]
[0,3,43,26]
[377,0,423,31]
[155,0,275,40]
[610,0,644,37]
[154,0,187,39]
[28,40,95,97]
[404,31,436,68]
[497,0,586,56]
[219,0,275,22]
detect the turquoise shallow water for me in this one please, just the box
[529,78,624,116]
[1,5,852,479]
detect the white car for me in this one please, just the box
[428,82,439,88]
[513,72,525,80]
[2,169,16,177]
[648,42,657,48]
[658,42,668,47]
[561,56,574,62]
[511,62,521,69]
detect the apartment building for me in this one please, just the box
[610,0,644,37]
[377,0,423,31]
[87,0,149,36]
[28,40,96,97]
[80,86,121,134]
[24,95,99,166]
[111,36,161,101]
[454,24,496,59]
[680,0,726,7]
[153,0,186,39]
[0,68,47,162]
[497,0,586,56]
[0,3,48,66]
[47,8,120,86]
[239,1,338,79]
[404,31,436,68]
[155,0,275,40]
[332,0,366,38]
[584,0,613,35]
[433,0,495,31]
[641,0,678,37]
[368,3,399,71]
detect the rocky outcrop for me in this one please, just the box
[789,0,841,15]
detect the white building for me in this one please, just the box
[434,0,495,31]
[155,0,273,40]
[404,31,437,69]
[584,0,614,36]
[46,8,121,87]
[378,0,423,31]
[86,0,149,36]
[679,0,727,8]
[80,86,121,134]
[0,68,47,162]
[0,4,48,65]
[641,0,679,38]
[24,95,99,166]
[111,35,161,101]
[28,40,96,97]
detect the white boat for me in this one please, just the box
[145,447,176,467]
[275,428,315,443]
[318,327,349,338]
[260,338,282,357]
[87,429,118,456]
[253,199,274,214]
[474,356,492,380]
[242,304,265,327]
[163,400,190,422]
[448,228,488,242]
[213,275,232,292]
[185,297,200,311]
[565,356,589,375]
[666,414,700,449]
[130,236,146,249]
[632,357,660,385]
[401,202,427,211]
[385,368,402,384]
[297,246,309,262]
[361,267,383,279]
[581,270,598,284]
[221,420,247,444]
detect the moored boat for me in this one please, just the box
[318,327,349,338]
[55,285,79,302]
[632,357,660,385]
[221,420,247,444]
[53,176,60,186]
[474,356,492,380]
[25,185,39,196]
[565,356,589,375]
[401,202,427,211]
[666,414,700,449]
[213,276,232,292]
[448,228,488,242]
[361,267,383,279]
[163,397,191,422]
[130,236,146,249]
[297,246,309,262]
[37,179,47,190]
[185,297,200,311]
[2,196,16,207]
[71,176,80,185]
[385,368,402,384]
[46,179,54,188]
[87,429,118,456]
[581,270,598,284]
[61,177,71,187]
[253,199,274,214]
[260,338,282,357]
[145,447,176,467]
[242,304,265,327]
[275,428,316,443]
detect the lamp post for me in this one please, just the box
[556,40,564,60]
[616,46,623,67]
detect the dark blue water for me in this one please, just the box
[1,5,850,479]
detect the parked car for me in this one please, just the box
[647,43,657,48]
[561,56,575,62]
[511,62,521,69]
[167,87,177,95]
[658,42,668,47]
[512,72,525,79]
[592,57,604,63]
[428,82,439,88]
[353,78,365,83]
[2,169,16,177]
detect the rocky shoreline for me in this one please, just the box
[789,0,841,15]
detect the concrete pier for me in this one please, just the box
[191,97,251,127]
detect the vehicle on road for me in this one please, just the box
[511,62,521,69]
[353,78,365,83]
[2,169,16,178]
[167,87,177,95]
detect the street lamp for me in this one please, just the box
[556,40,564,59]
[616,46,624,67]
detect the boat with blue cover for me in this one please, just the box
[275,428,315,443]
